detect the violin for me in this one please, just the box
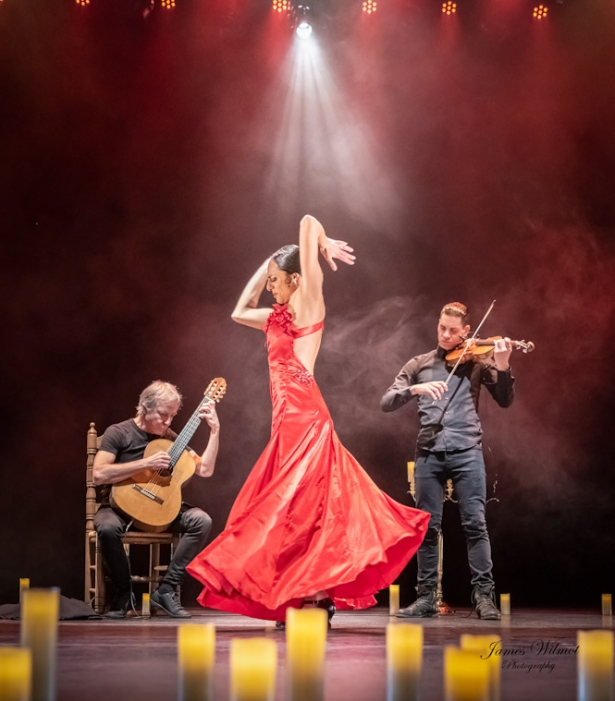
[445,336,535,364]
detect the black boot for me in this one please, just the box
[396,585,438,618]
[105,591,135,619]
[472,585,501,620]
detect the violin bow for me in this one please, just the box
[443,299,496,386]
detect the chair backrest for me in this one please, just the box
[85,422,100,534]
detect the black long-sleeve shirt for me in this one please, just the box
[380,347,514,452]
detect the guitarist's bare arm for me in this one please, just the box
[93,449,171,486]
[231,258,272,330]
[193,402,220,478]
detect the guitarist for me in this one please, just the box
[93,380,220,619]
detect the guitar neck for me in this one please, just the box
[167,397,211,468]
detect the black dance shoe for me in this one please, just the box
[316,597,336,627]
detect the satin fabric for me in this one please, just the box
[187,304,429,620]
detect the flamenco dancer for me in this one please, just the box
[187,215,429,626]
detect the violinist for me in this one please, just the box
[380,302,514,619]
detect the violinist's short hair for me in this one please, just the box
[440,302,469,325]
[136,381,183,418]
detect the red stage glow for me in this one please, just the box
[442,1,457,15]
[362,0,377,14]
[533,4,548,19]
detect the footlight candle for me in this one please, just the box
[601,595,612,617]
[142,593,151,618]
[0,648,31,701]
[177,623,215,701]
[499,594,510,616]
[230,638,277,701]
[286,608,327,701]
[389,585,400,616]
[577,630,614,701]
[444,646,489,701]
[386,623,422,701]
[20,587,60,701]
[18,580,30,604]
[460,635,501,701]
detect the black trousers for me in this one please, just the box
[94,505,212,595]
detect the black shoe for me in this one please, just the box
[275,620,286,631]
[472,586,501,620]
[105,591,135,619]
[316,597,336,628]
[396,587,438,618]
[150,589,191,618]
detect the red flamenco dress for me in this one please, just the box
[187,304,429,620]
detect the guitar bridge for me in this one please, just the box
[132,484,164,505]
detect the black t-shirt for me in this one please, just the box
[97,418,177,506]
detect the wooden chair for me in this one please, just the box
[85,422,180,614]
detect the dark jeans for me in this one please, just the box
[414,445,494,590]
[94,505,212,594]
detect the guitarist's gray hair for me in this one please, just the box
[136,380,183,418]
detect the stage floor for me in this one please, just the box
[1,607,612,700]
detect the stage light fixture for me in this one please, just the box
[75,0,91,6]
[272,0,291,12]
[442,1,457,15]
[160,0,175,8]
[532,4,548,18]
[362,0,377,14]
[296,21,313,38]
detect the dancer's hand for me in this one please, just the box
[318,238,356,271]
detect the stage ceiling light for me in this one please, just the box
[160,0,176,8]
[362,0,377,14]
[272,0,291,12]
[75,0,91,6]
[533,4,548,18]
[296,21,313,38]
[442,1,457,15]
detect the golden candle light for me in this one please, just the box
[230,638,277,701]
[407,462,415,482]
[20,587,60,701]
[389,585,400,616]
[18,580,30,604]
[177,623,215,701]
[577,630,614,701]
[601,595,612,617]
[460,635,501,701]
[142,593,151,618]
[499,594,510,616]
[444,646,489,701]
[286,608,327,701]
[386,623,422,701]
[0,648,31,701]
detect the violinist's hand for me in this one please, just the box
[493,337,513,371]
[318,237,356,271]
[411,381,449,401]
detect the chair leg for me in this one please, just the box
[150,544,161,595]
[94,534,106,614]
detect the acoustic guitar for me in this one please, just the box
[110,377,227,532]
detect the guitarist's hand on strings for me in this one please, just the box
[145,451,171,471]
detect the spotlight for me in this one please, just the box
[160,0,175,8]
[532,4,548,18]
[442,1,457,14]
[296,21,313,39]
[272,0,291,12]
[362,0,377,13]
[75,0,91,5]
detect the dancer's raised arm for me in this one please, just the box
[231,259,272,330]
[295,215,355,320]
